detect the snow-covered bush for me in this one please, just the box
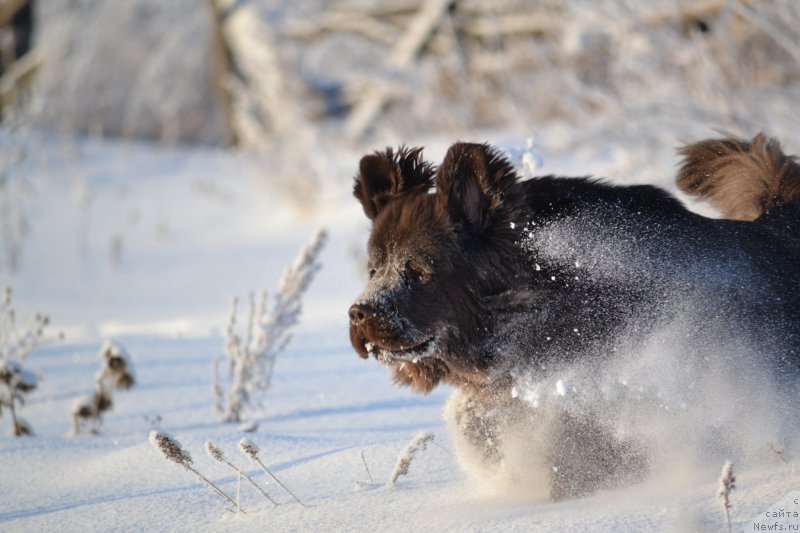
[0,287,52,436]
[215,229,327,423]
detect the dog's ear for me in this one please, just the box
[436,142,518,234]
[353,146,435,221]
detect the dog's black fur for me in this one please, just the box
[348,134,800,499]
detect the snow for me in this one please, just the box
[1,122,799,531]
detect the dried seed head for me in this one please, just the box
[150,431,193,467]
[205,441,225,462]
[717,460,736,503]
[239,438,259,460]
[115,372,135,390]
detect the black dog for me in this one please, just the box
[348,134,800,498]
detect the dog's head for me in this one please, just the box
[349,143,524,393]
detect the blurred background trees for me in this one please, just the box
[1,0,798,147]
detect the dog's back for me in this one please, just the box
[677,133,800,229]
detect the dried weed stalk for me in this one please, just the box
[215,229,327,422]
[0,287,57,436]
[239,437,307,507]
[387,431,434,487]
[150,431,244,514]
[72,341,136,435]
[717,460,736,533]
[205,441,279,506]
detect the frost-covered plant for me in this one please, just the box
[387,431,434,487]
[768,442,789,464]
[0,287,53,436]
[717,460,736,533]
[150,431,244,514]
[0,360,37,436]
[215,229,327,423]
[71,388,113,436]
[205,441,278,506]
[71,341,136,435]
[96,341,136,390]
[239,437,306,507]
[0,287,50,362]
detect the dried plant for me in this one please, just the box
[768,442,789,464]
[0,287,51,362]
[150,431,244,514]
[205,441,278,506]
[215,229,327,423]
[717,460,736,533]
[0,287,56,436]
[71,388,112,436]
[239,438,307,507]
[96,341,136,390]
[0,360,37,436]
[361,451,374,483]
[71,341,136,435]
[387,431,435,487]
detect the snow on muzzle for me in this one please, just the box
[348,302,434,362]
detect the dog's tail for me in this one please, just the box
[677,133,800,226]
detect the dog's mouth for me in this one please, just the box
[363,338,437,364]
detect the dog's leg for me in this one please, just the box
[545,412,650,500]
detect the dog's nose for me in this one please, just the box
[349,304,375,326]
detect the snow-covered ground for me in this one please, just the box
[1,125,799,532]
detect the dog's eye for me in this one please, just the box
[403,260,427,283]
[368,268,377,279]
